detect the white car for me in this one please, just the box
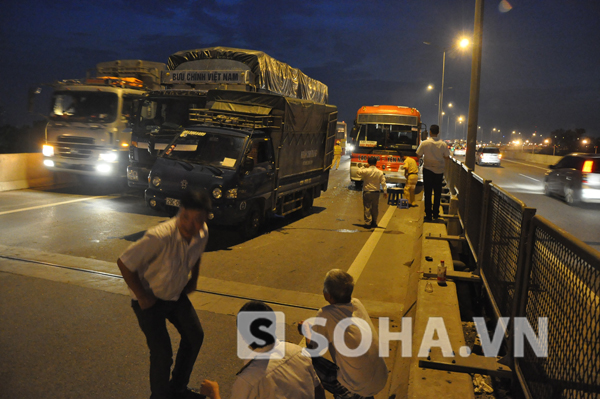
[453,146,466,156]
[476,147,501,166]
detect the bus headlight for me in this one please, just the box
[212,187,223,199]
[152,176,161,187]
[99,152,118,163]
[42,145,54,157]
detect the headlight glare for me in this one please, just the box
[43,145,54,157]
[99,152,118,162]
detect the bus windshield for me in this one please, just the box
[356,124,418,149]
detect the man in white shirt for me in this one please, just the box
[416,125,450,221]
[299,270,389,399]
[356,156,388,228]
[117,190,211,399]
[200,301,326,399]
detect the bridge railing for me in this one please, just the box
[444,158,600,399]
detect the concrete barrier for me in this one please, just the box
[0,153,74,192]
[502,150,562,166]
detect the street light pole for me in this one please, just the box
[465,0,485,169]
[439,50,446,127]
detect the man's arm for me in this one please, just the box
[200,380,221,399]
[184,258,201,294]
[117,258,156,310]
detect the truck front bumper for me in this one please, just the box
[145,188,249,226]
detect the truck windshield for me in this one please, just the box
[163,131,245,169]
[137,97,205,133]
[356,124,418,149]
[50,91,118,123]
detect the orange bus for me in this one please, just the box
[349,105,424,188]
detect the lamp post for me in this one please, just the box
[424,38,470,128]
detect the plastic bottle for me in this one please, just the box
[437,260,446,284]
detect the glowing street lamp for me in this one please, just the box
[423,38,471,127]
[427,85,434,91]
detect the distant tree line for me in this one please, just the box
[537,128,600,155]
[0,121,47,154]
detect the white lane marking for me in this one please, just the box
[518,173,541,182]
[346,204,395,282]
[503,159,549,171]
[0,196,110,216]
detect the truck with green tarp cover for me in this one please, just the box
[144,89,337,238]
[127,46,328,187]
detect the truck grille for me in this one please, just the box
[58,135,95,145]
[57,145,92,159]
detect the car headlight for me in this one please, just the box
[212,187,222,199]
[226,188,238,199]
[152,176,161,187]
[42,145,54,157]
[99,152,118,162]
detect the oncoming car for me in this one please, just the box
[544,153,600,205]
[476,147,502,166]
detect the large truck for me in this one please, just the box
[127,46,329,188]
[349,105,425,188]
[41,60,166,178]
[145,89,337,238]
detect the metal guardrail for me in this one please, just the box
[444,158,600,398]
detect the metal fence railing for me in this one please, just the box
[443,158,600,398]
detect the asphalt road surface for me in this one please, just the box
[471,157,600,252]
[0,155,415,399]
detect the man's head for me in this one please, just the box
[238,300,276,349]
[323,269,354,304]
[177,190,212,240]
[367,156,378,166]
[399,152,408,160]
[430,125,440,136]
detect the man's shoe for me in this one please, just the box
[370,222,378,228]
[424,216,433,222]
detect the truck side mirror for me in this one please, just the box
[242,157,254,172]
[28,87,41,113]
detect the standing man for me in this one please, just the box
[416,125,450,221]
[117,190,211,399]
[400,152,419,207]
[332,141,343,170]
[357,156,387,228]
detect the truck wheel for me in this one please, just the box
[241,203,262,239]
[301,191,314,216]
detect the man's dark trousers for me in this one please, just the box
[423,168,444,219]
[132,294,204,399]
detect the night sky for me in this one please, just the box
[2,0,599,142]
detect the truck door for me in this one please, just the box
[241,138,274,199]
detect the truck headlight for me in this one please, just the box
[152,176,161,187]
[346,144,354,152]
[226,188,238,199]
[43,145,54,157]
[99,152,118,162]
[212,187,222,199]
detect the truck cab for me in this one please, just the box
[41,60,165,178]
